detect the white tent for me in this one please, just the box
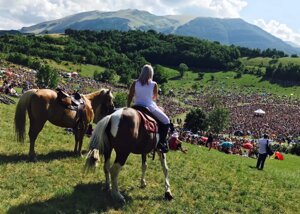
[254,109,265,114]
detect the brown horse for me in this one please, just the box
[85,107,173,203]
[14,88,114,162]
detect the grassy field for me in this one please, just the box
[240,57,300,67]
[1,100,299,213]
[163,69,300,98]
[45,59,106,78]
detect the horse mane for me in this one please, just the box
[84,88,111,100]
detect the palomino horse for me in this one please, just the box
[85,107,173,203]
[14,88,114,162]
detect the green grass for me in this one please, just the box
[1,100,300,213]
[240,57,300,67]
[162,68,300,98]
[45,59,106,78]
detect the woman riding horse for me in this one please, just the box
[85,65,173,203]
[127,64,170,153]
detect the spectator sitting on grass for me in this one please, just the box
[168,124,187,153]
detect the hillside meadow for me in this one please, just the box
[0,99,299,213]
[240,57,300,67]
[45,59,106,78]
[159,67,300,98]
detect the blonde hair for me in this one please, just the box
[138,64,154,86]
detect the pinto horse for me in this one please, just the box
[85,107,173,203]
[14,88,114,162]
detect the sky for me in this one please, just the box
[0,0,299,46]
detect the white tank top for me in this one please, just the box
[134,80,156,107]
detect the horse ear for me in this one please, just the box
[106,89,111,95]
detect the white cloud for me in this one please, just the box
[0,0,247,30]
[208,0,248,17]
[254,19,300,47]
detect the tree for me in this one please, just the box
[207,107,229,134]
[192,83,199,93]
[179,63,188,77]
[94,69,118,84]
[184,108,207,133]
[234,71,242,79]
[36,65,58,88]
[198,72,204,80]
[119,73,132,86]
[207,96,220,109]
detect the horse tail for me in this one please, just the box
[14,90,36,143]
[85,114,112,172]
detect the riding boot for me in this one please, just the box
[157,123,169,153]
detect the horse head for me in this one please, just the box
[87,89,114,124]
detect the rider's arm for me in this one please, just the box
[153,83,158,101]
[127,81,136,107]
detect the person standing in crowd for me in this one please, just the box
[127,64,170,153]
[256,134,271,170]
[206,133,214,151]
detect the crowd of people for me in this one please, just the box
[1,62,300,145]
[0,63,121,96]
[172,86,300,141]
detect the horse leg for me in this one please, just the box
[28,119,46,162]
[73,127,86,156]
[78,125,88,155]
[74,130,79,154]
[110,152,129,204]
[104,147,112,191]
[157,151,174,200]
[140,153,147,188]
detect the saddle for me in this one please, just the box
[132,105,159,133]
[56,88,85,111]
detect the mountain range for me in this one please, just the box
[19,9,300,54]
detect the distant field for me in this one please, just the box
[162,68,300,98]
[45,34,67,38]
[45,59,106,78]
[240,57,300,67]
[0,101,299,213]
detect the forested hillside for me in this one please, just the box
[1,29,300,84]
[0,29,240,84]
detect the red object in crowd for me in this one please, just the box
[168,137,178,150]
[5,71,14,77]
[275,151,284,160]
[201,136,208,142]
[243,142,253,149]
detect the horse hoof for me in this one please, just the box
[164,191,174,201]
[140,180,147,188]
[111,192,126,204]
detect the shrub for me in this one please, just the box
[36,64,58,88]
[289,144,300,156]
[234,71,242,79]
[179,63,188,78]
[198,72,204,80]
[207,107,229,134]
[114,92,127,108]
[184,108,207,133]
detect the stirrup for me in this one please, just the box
[157,142,169,153]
